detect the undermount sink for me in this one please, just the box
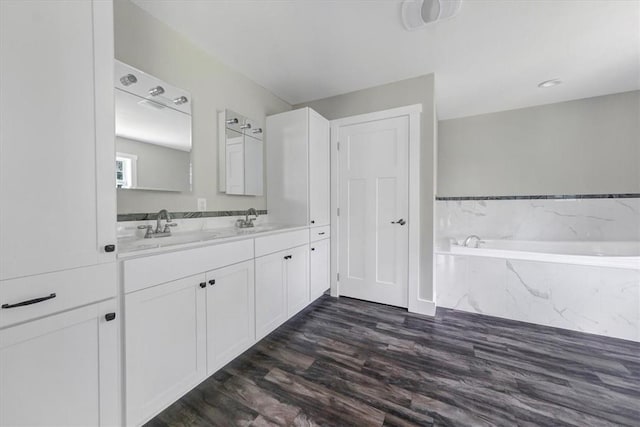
[117,224,293,254]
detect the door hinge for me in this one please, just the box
[337,208,340,216]
[337,273,340,281]
[337,141,340,151]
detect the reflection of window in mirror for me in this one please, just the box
[116,152,138,189]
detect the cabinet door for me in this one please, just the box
[310,238,330,301]
[255,251,287,340]
[125,275,207,426]
[206,260,255,375]
[226,142,245,195]
[244,135,264,196]
[286,245,310,317]
[0,0,115,281]
[0,299,119,427]
[308,109,330,227]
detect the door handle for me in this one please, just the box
[391,219,406,226]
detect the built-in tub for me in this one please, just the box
[449,240,640,270]
[435,240,640,342]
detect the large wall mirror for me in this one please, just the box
[115,60,192,192]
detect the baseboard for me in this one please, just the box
[409,298,436,316]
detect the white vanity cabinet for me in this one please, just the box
[266,107,330,226]
[0,299,120,427]
[125,274,208,427]
[310,238,331,301]
[205,260,256,375]
[286,245,311,317]
[255,250,289,341]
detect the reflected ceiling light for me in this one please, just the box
[120,74,137,86]
[148,86,165,96]
[401,0,462,31]
[173,96,188,105]
[538,79,563,88]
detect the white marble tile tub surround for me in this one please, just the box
[435,254,640,342]
[436,198,640,245]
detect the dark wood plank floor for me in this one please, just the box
[146,296,640,427]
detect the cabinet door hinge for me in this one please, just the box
[337,273,340,281]
[337,141,340,151]
[337,208,340,216]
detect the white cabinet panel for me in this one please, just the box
[244,135,264,196]
[0,0,115,280]
[206,260,255,375]
[266,108,309,225]
[125,275,207,426]
[310,239,330,301]
[286,245,310,317]
[225,142,245,195]
[254,229,309,258]
[255,251,288,340]
[309,109,330,227]
[0,299,119,427]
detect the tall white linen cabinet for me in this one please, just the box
[266,107,331,302]
[0,1,119,426]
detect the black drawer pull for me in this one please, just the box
[104,244,116,253]
[318,232,325,235]
[284,255,292,260]
[310,220,315,224]
[2,293,56,309]
[105,312,116,321]
[311,247,315,251]
[209,279,216,286]
[199,282,207,288]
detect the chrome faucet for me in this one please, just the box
[463,235,483,248]
[236,208,258,228]
[138,209,177,238]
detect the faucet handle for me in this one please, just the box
[163,223,178,233]
[137,225,154,238]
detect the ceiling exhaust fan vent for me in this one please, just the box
[401,0,462,31]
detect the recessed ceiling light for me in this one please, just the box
[538,79,562,88]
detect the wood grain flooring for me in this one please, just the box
[145,296,640,426]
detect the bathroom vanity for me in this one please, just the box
[120,224,330,426]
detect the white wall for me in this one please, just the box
[296,74,437,302]
[438,91,640,197]
[114,0,291,214]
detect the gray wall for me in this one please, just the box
[114,0,291,214]
[438,90,640,197]
[116,136,190,191]
[297,74,437,302]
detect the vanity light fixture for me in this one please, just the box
[240,122,252,130]
[401,0,462,31]
[149,85,165,96]
[120,74,137,86]
[538,79,562,88]
[173,96,188,105]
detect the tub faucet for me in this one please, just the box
[463,235,482,248]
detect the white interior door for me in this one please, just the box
[337,116,409,307]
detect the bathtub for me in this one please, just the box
[448,240,640,270]
[436,239,640,342]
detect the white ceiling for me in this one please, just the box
[132,0,640,120]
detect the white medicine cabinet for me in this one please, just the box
[218,109,264,196]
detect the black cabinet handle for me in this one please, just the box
[391,219,406,226]
[311,247,315,251]
[104,244,116,253]
[208,279,216,286]
[105,312,116,321]
[284,255,292,260]
[310,220,315,224]
[318,232,325,235]
[199,282,206,288]
[2,293,56,309]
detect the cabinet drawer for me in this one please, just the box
[310,225,330,242]
[0,263,116,329]
[254,229,309,258]
[123,239,254,293]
